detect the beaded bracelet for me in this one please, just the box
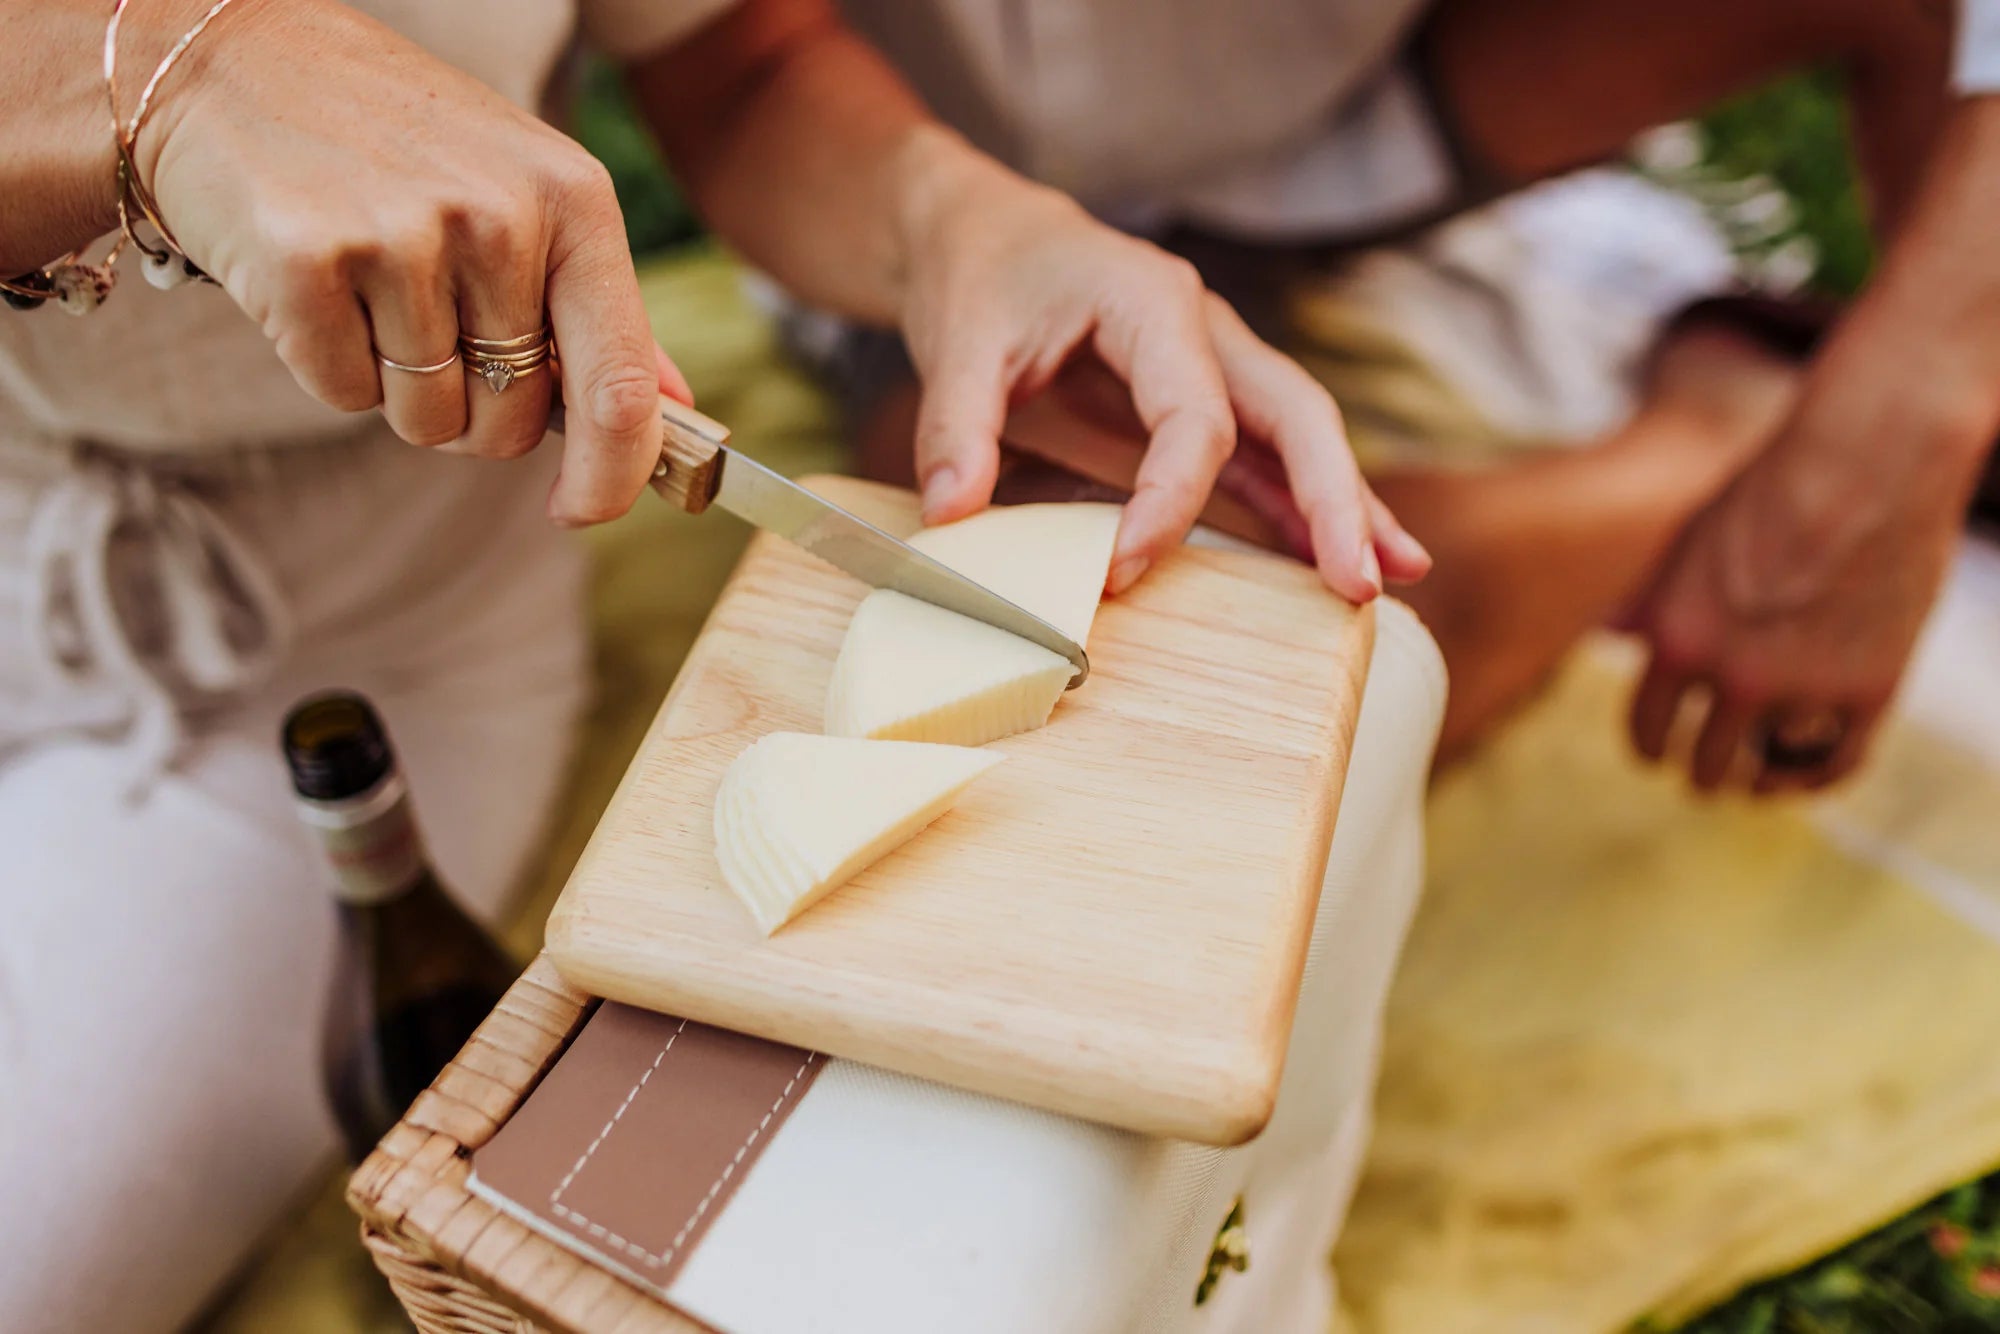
[3,0,245,313]
[0,250,117,314]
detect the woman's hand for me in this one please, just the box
[1629,97,2000,792]
[138,1,685,523]
[629,1,1421,598]
[895,137,1428,600]
[1627,324,1995,792]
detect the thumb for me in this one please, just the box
[913,343,1008,525]
[655,344,694,406]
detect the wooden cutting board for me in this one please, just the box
[546,476,1372,1145]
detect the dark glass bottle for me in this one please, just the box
[283,691,520,1164]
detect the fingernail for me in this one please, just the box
[921,467,957,518]
[1359,542,1382,594]
[1108,555,1151,593]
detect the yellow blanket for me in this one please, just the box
[1333,643,2000,1332]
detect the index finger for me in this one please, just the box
[1092,271,1236,592]
[1203,296,1386,602]
[543,177,663,526]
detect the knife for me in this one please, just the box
[548,396,1088,687]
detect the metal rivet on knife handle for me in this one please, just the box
[651,397,730,514]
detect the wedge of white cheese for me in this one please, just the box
[825,502,1120,745]
[714,732,1003,934]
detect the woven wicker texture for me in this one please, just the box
[346,955,707,1334]
[363,1226,540,1334]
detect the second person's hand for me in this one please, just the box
[1628,319,1995,791]
[892,133,1430,601]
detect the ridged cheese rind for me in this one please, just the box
[824,503,1120,745]
[713,732,1003,934]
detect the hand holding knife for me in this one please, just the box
[546,395,1089,687]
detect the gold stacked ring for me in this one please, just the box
[460,324,554,395]
[1757,707,1847,772]
[377,348,460,375]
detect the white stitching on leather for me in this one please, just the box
[667,1053,817,1256]
[549,1017,687,1208]
[546,1022,816,1271]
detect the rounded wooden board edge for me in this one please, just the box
[1232,593,1375,1146]
[541,471,1375,1148]
[543,915,1286,1146]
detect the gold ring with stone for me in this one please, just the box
[459,326,553,394]
[462,352,549,395]
[461,345,551,395]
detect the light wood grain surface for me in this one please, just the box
[546,477,1372,1145]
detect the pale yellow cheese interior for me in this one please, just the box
[713,732,1003,934]
[824,503,1120,745]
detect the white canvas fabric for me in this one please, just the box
[1957,0,2000,92]
[0,428,590,1334]
[832,0,1450,240]
[641,589,1446,1333]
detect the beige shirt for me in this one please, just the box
[835,0,1451,239]
[854,0,2000,227]
[0,0,731,456]
[1964,0,2000,91]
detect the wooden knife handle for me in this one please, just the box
[650,397,733,514]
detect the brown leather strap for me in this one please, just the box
[473,1003,823,1295]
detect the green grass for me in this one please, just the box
[1666,1170,2000,1333]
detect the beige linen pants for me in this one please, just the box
[0,425,589,1332]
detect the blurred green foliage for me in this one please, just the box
[571,57,703,255]
[1699,70,1873,297]
[575,57,1875,296]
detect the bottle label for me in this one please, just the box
[293,773,427,906]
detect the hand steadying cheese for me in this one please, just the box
[826,503,1120,745]
[714,733,1002,934]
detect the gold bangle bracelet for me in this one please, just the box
[103,0,248,289]
[128,0,251,145]
[9,0,239,314]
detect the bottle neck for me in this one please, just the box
[293,771,428,906]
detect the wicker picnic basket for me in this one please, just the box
[346,955,707,1334]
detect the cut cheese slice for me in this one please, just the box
[901,502,1121,645]
[713,732,1003,934]
[825,502,1120,745]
